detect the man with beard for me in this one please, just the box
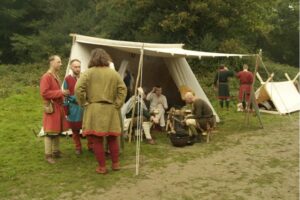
[64,59,93,154]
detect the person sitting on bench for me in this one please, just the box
[146,86,168,131]
[121,87,155,144]
[183,92,216,141]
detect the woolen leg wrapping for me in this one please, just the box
[107,136,119,164]
[91,136,105,167]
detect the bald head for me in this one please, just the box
[184,92,195,104]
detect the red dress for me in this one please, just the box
[40,72,69,134]
[236,70,254,102]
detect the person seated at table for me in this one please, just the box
[121,87,155,144]
[146,86,168,131]
[183,92,216,141]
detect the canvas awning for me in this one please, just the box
[70,34,255,58]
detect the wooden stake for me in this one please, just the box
[128,45,144,143]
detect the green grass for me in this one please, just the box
[0,60,299,199]
[0,86,298,199]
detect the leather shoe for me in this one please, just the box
[96,166,107,174]
[112,162,121,171]
[146,139,155,145]
[45,154,56,164]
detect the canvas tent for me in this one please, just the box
[66,34,254,122]
[255,73,300,114]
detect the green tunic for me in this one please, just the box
[192,98,215,130]
[75,67,127,137]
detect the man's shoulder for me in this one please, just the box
[194,98,207,105]
[64,74,73,80]
[41,72,52,80]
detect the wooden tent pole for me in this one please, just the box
[244,52,263,128]
[128,45,144,143]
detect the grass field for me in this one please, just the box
[0,85,298,200]
[0,61,299,199]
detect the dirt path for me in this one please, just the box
[67,120,299,200]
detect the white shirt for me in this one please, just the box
[146,92,168,111]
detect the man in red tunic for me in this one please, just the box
[236,64,254,110]
[63,59,93,155]
[40,55,70,164]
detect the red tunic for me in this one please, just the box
[40,72,69,134]
[236,70,254,102]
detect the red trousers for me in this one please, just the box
[88,135,119,168]
[72,130,93,150]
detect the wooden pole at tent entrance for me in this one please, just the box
[128,45,144,143]
[244,50,263,128]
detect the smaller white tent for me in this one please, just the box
[66,34,254,122]
[256,80,300,114]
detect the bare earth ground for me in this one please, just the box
[58,119,299,200]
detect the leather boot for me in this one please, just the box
[45,154,55,164]
[112,162,121,171]
[53,151,62,158]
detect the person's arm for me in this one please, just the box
[163,96,168,110]
[75,72,88,106]
[114,74,127,109]
[213,72,218,86]
[193,100,202,119]
[40,75,64,99]
[146,92,153,101]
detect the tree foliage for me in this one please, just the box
[0,0,298,66]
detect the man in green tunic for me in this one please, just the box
[184,92,216,141]
[75,48,127,174]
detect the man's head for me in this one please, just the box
[243,64,249,70]
[88,48,112,68]
[70,59,81,76]
[184,92,195,104]
[49,55,62,71]
[154,86,162,96]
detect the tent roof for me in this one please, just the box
[70,34,255,58]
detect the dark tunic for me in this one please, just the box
[214,69,234,99]
[192,99,215,130]
[236,70,253,102]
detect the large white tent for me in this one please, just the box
[66,34,254,122]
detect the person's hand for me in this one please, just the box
[152,87,156,92]
[63,90,70,96]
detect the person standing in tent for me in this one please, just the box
[63,59,93,155]
[75,48,127,174]
[146,86,168,131]
[214,65,234,110]
[123,70,134,102]
[236,64,254,111]
[40,55,70,164]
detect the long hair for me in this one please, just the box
[88,48,112,68]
